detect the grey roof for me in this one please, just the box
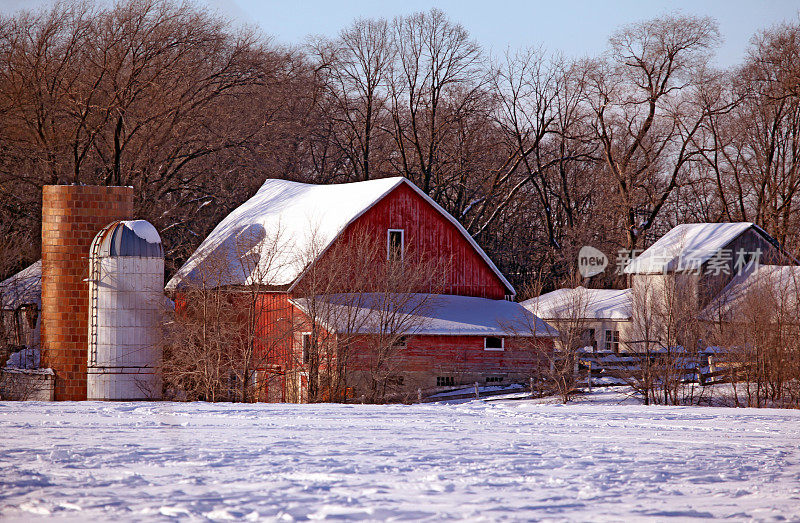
[624,222,763,274]
[291,293,558,337]
[701,265,800,322]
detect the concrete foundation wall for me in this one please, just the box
[0,369,55,401]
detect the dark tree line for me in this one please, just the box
[1,0,799,296]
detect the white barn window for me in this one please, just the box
[484,336,504,351]
[387,229,404,261]
[301,332,312,364]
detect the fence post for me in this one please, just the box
[474,382,479,399]
[588,360,592,392]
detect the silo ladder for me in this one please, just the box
[88,221,117,367]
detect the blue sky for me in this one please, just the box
[3,0,798,67]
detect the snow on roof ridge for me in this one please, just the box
[257,176,405,192]
[700,264,800,321]
[166,177,514,295]
[291,293,556,337]
[624,222,759,274]
[521,286,632,320]
[0,260,42,309]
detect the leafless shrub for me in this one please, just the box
[291,226,449,403]
[520,274,590,403]
[161,225,291,402]
[627,272,707,405]
[706,266,800,408]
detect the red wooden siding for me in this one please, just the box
[347,334,552,375]
[254,291,294,357]
[255,295,342,401]
[313,182,510,299]
[252,292,300,401]
[253,181,525,400]
[255,297,553,400]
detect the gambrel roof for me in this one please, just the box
[623,222,778,274]
[166,177,514,294]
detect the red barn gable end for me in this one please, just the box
[309,181,511,299]
[167,177,555,402]
[167,177,513,297]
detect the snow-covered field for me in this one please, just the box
[1,391,799,521]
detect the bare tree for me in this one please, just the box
[627,267,706,406]
[472,51,605,287]
[691,21,800,255]
[467,48,563,238]
[0,0,319,279]
[309,17,395,182]
[290,226,448,403]
[5,1,800,380]
[586,14,720,253]
[387,9,485,195]
[161,225,291,402]
[522,275,591,403]
[706,265,800,408]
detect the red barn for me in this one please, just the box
[167,177,556,401]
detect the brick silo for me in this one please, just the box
[40,185,134,401]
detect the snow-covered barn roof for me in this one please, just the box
[701,265,800,322]
[290,293,558,337]
[0,261,41,310]
[166,177,514,294]
[521,287,631,321]
[623,222,775,274]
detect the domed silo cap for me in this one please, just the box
[95,220,163,258]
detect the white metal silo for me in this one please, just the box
[87,220,164,400]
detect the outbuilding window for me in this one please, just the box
[604,329,620,353]
[437,376,455,387]
[387,229,404,261]
[484,336,504,351]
